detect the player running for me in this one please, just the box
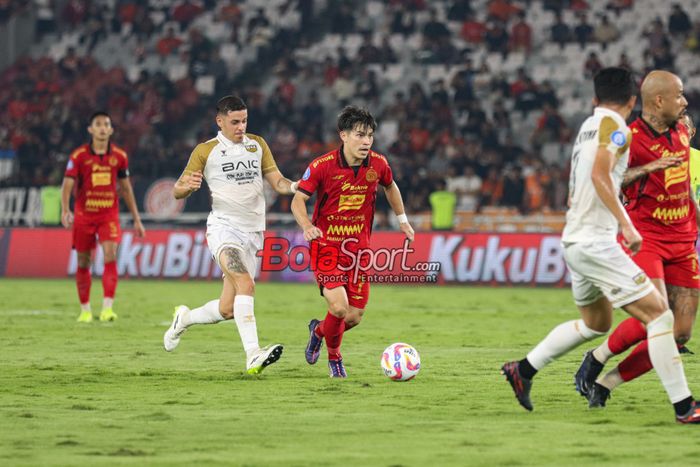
[163,95,296,375]
[291,106,414,378]
[61,111,145,323]
[501,67,700,423]
[575,71,700,408]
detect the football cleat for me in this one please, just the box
[305,319,323,365]
[328,358,347,378]
[501,361,533,411]
[77,311,93,323]
[246,344,284,375]
[574,350,604,397]
[163,305,189,352]
[587,383,611,409]
[677,401,700,424]
[99,308,118,322]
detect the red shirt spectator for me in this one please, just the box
[510,12,532,53]
[488,0,521,23]
[157,29,183,57]
[461,16,487,43]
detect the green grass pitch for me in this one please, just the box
[2,279,699,466]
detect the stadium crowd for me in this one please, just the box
[1,0,700,218]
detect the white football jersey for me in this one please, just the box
[182,132,278,232]
[562,107,632,243]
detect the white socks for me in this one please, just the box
[647,310,692,404]
[102,297,114,310]
[80,303,91,312]
[527,319,606,370]
[233,295,259,358]
[592,339,615,365]
[182,300,225,327]
[597,367,624,391]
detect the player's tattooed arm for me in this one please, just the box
[621,157,683,187]
[223,248,248,274]
[173,171,203,199]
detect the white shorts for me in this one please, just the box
[564,241,656,308]
[206,215,263,279]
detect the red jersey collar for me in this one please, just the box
[638,116,677,139]
[88,141,112,156]
[337,145,370,168]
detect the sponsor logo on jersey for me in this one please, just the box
[326,224,365,236]
[109,156,119,167]
[338,194,365,211]
[652,204,689,222]
[665,161,688,189]
[245,144,258,152]
[366,168,378,182]
[85,198,115,209]
[91,172,111,186]
[341,182,368,192]
[611,130,626,147]
[312,153,334,168]
[332,175,345,180]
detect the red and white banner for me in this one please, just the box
[0,228,571,286]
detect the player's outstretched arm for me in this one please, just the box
[592,147,641,253]
[263,169,299,195]
[118,178,146,238]
[383,181,415,242]
[60,177,75,229]
[621,156,683,187]
[173,171,203,199]
[291,191,323,241]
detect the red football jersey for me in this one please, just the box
[64,143,130,221]
[297,147,394,248]
[622,118,697,242]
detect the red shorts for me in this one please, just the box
[312,243,370,309]
[73,217,121,251]
[631,237,700,289]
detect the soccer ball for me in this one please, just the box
[381,343,421,381]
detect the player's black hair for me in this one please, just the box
[217,95,247,114]
[88,111,110,125]
[337,106,377,133]
[593,67,636,106]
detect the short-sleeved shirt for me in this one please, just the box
[562,107,631,243]
[297,147,393,249]
[622,118,697,243]
[64,143,129,221]
[182,131,277,232]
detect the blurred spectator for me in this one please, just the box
[35,0,56,37]
[357,33,381,64]
[488,0,521,23]
[501,166,525,212]
[461,12,487,43]
[422,9,451,48]
[551,12,571,48]
[531,103,570,148]
[447,0,473,21]
[574,13,594,48]
[583,51,603,78]
[593,15,620,49]
[157,27,183,58]
[479,167,504,210]
[607,0,634,16]
[668,3,692,37]
[510,12,532,54]
[173,0,204,30]
[485,20,509,57]
[331,3,355,35]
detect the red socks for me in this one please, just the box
[320,312,345,359]
[607,317,647,354]
[102,261,118,300]
[618,340,653,382]
[76,266,91,304]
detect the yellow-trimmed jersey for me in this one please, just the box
[562,107,631,243]
[182,131,278,232]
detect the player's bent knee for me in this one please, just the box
[329,301,349,318]
[219,302,234,319]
